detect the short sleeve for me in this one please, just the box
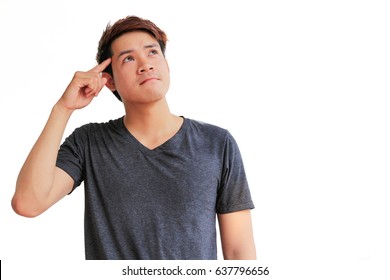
[56,126,87,192]
[216,132,255,214]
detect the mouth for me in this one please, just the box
[140,77,159,85]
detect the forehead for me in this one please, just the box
[111,31,158,53]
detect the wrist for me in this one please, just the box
[53,101,74,118]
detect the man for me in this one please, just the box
[12,16,256,260]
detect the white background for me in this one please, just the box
[1,0,390,279]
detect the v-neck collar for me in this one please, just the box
[119,116,188,155]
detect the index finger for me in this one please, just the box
[89,58,112,73]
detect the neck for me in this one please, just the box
[122,98,183,150]
[123,97,178,134]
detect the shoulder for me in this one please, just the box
[186,118,229,137]
[184,118,237,146]
[67,117,125,142]
[73,117,124,134]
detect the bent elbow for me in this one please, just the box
[11,195,44,218]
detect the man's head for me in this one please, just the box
[96,16,168,101]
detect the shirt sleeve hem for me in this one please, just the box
[55,162,80,194]
[216,201,255,214]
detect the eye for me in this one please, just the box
[124,56,134,63]
[149,49,158,56]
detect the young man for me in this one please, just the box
[12,16,256,260]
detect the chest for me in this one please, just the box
[84,143,223,213]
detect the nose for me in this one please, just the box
[137,62,154,74]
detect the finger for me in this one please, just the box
[89,57,112,73]
[94,77,108,97]
[81,76,100,96]
[85,87,93,95]
[89,75,109,97]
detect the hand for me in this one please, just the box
[57,58,112,111]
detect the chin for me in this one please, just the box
[124,93,167,105]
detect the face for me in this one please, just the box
[107,31,170,104]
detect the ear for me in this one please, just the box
[166,58,170,73]
[102,72,116,91]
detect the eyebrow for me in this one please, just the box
[117,44,159,59]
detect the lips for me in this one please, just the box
[140,77,159,85]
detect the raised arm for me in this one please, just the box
[12,58,111,217]
[218,209,257,260]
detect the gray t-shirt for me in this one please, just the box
[56,117,254,260]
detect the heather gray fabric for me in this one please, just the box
[56,116,254,260]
